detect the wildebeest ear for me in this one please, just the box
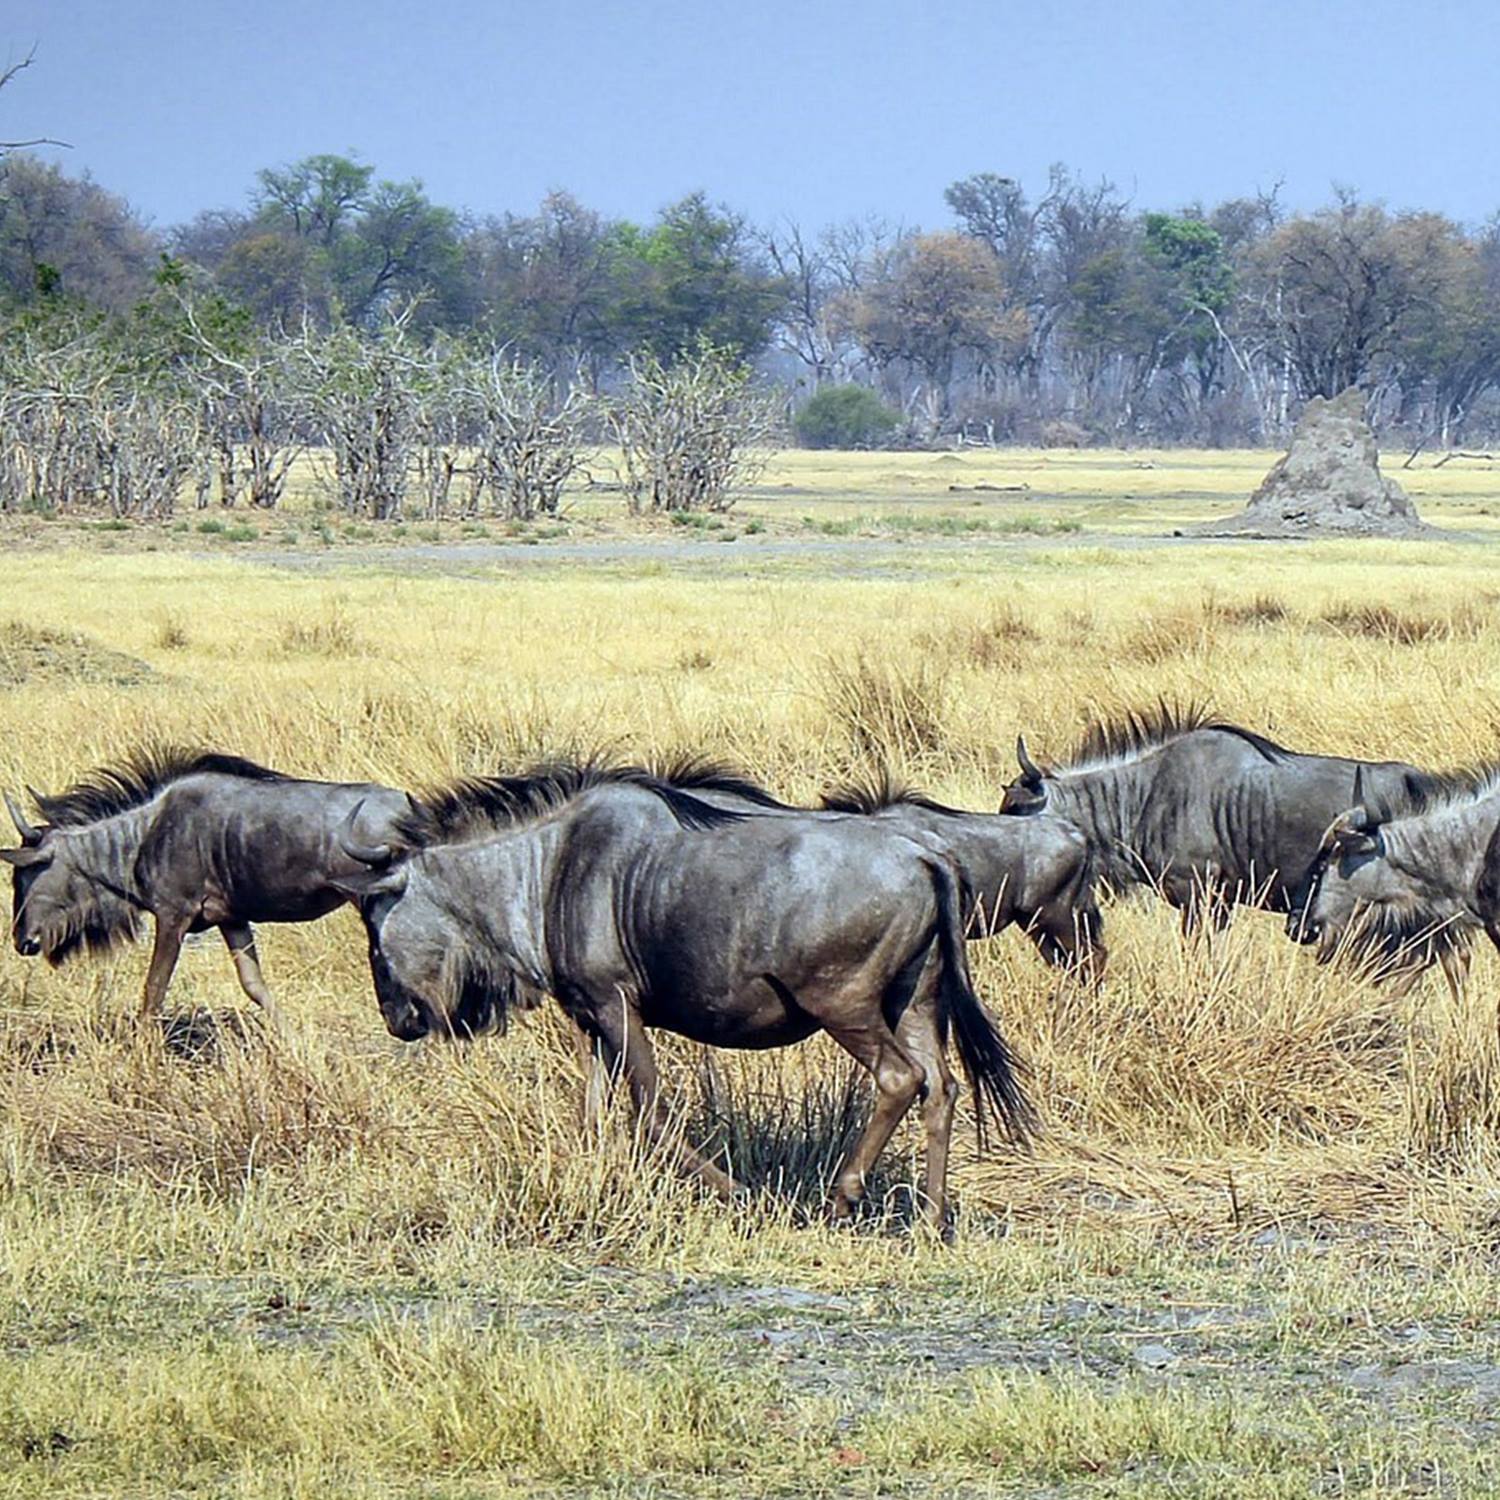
[1326,806,1380,856]
[0,845,51,868]
[331,865,408,900]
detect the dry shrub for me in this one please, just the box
[153,612,190,651]
[1203,593,1290,627]
[1319,600,1489,646]
[1406,989,1500,1162]
[1061,608,1097,647]
[2,1021,398,1185]
[1120,611,1212,666]
[994,909,1405,1152]
[278,604,364,658]
[922,604,1039,671]
[817,650,950,765]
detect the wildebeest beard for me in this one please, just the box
[32,882,142,968]
[386,945,533,1041]
[1323,900,1469,978]
[448,960,531,1038]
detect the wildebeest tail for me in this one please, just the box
[926,856,1038,1150]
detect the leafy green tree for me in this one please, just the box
[468,192,618,374]
[1390,215,1500,447]
[331,178,464,327]
[215,231,328,327]
[609,194,786,363]
[255,153,373,246]
[794,383,898,448]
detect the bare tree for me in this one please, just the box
[463,353,591,520]
[609,347,780,513]
[760,221,846,386]
[0,51,69,155]
[173,291,305,508]
[294,312,422,519]
[0,316,204,518]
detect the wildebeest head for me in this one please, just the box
[1288,765,1453,971]
[332,810,519,1043]
[2,790,140,964]
[999,736,1049,815]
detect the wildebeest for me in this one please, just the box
[428,758,1105,977]
[999,704,1466,935]
[2,749,412,1022]
[817,772,1103,980]
[1289,769,1500,996]
[332,764,1036,1232]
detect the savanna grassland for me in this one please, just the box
[6,448,1500,1498]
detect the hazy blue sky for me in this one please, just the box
[6,0,1497,231]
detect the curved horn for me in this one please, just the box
[4,790,37,843]
[338,800,393,867]
[1016,735,1043,785]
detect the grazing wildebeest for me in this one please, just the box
[1289,769,1500,998]
[2,749,412,1022]
[332,764,1036,1233]
[999,704,1466,936]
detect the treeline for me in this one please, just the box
[5,150,1500,448]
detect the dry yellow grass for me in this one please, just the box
[5,450,1500,1495]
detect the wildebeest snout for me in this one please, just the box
[380,995,428,1041]
[14,932,41,957]
[1285,910,1320,945]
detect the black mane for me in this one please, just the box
[1064,700,1287,769]
[34,747,287,828]
[1395,763,1500,814]
[397,758,748,847]
[648,753,792,809]
[821,767,961,816]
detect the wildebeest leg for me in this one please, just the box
[592,997,740,1199]
[892,995,958,1236]
[822,1018,925,1223]
[141,914,189,1021]
[1028,910,1107,988]
[572,1020,610,1133]
[220,923,283,1023]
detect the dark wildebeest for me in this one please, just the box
[999,704,1467,937]
[332,764,1036,1233]
[422,759,1105,977]
[1288,769,1500,998]
[2,749,412,1022]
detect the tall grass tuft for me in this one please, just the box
[816,649,950,767]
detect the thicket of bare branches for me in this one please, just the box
[609,348,780,513]
[0,319,205,518]
[178,300,306,510]
[464,354,591,521]
[0,291,775,521]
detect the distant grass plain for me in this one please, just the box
[4,446,1500,1496]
